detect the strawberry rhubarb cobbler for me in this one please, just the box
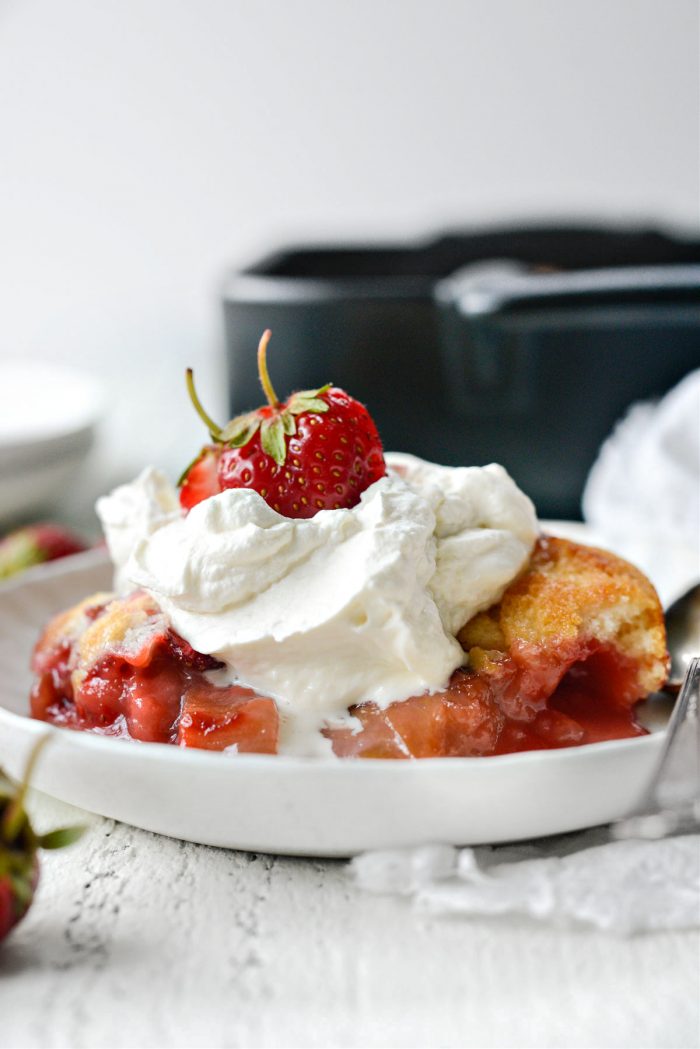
[30,333,668,758]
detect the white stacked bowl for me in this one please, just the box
[0,362,102,526]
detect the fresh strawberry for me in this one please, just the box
[0,524,87,581]
[0,738,84,944]
[178,446,222,511]
[179,330,386,518]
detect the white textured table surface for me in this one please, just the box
[1,794,698,1049]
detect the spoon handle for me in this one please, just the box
[613,656,700,840]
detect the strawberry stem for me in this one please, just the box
[1,735,50,844]
[186,369,223,440]
[257,330,279,408]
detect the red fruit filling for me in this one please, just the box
[31,532,661,762]
[178,684,278,752]
[326,640,647,759]
[32,619,647,758]
[30,615,278,753]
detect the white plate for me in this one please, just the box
[0,544,668,857]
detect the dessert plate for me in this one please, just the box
[0,543,669,857]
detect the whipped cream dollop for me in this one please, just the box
[97,455,538,755]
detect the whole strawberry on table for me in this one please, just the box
[0,738,84,943]
[0,523,87,581]
[179,329,386,516]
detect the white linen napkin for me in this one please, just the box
[583,369,700,605]
[350,831,700,934]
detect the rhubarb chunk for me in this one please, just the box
[178,683,279,753]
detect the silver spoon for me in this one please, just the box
[610,588,700,839]
[612,655,700,839]
[664,582,700,690]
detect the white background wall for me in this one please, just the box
[0,0,697,522]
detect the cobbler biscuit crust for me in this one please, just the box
[458,535,668,697]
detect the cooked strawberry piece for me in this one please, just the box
[494,709,586,754]
[327,672,503,759]
[125,658,184,743]
[179,445,222,511]
[167,630,224,672]
[441,672,504,756]
[30,672,68,722]
[30,640,73,720]
[30,675,58,721]
[30,680,57,722]
[328,692,448,759]
[75,655,130,727]
[177,682,278,753]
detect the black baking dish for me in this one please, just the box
[222,226,700,519]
